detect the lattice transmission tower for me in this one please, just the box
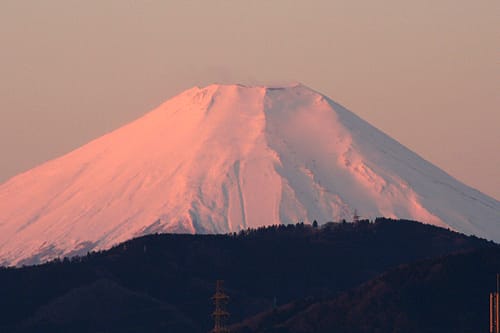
[211,280,230,333]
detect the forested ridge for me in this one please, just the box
[0,218,496,333]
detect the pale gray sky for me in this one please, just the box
[1,0,499,199]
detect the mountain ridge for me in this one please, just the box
[0,83,498,266]
[0,219,496,333]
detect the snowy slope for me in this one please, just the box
[0,84,498,266]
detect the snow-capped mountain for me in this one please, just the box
[0,84,498,266]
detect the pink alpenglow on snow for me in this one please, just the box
[0,84,498,266]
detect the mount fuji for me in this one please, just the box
[0,83,498,266]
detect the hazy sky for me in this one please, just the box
[1,1,499,199]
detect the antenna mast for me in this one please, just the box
[212,280,230,333]
[491,274,500,333]
[353,209,360,223]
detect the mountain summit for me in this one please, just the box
[0,84,498,265]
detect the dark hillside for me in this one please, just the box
[0,218,495,333]
[232,246,500,333]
